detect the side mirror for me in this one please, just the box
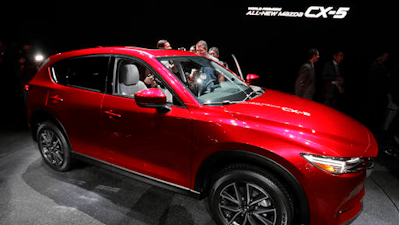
[246,74,260,85]
[134,88,171,113]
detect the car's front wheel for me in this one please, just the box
[37,121,72,172]
[209,165,293,225]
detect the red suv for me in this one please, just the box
[27,47,378,225]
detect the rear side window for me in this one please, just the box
[52,56,109,92]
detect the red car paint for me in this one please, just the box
[27,47,378,225]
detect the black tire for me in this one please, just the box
[208,165,293,225]
[36,121,72,172]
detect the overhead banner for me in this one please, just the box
[246,6,350,19]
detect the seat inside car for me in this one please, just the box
[119,64,147,96]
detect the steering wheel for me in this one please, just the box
[199,79,217,97]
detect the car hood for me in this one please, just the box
[223,89,378,158]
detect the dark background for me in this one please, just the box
[1,1,399,123]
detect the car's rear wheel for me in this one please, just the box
[209,165,293,225]
[37,121,72,172]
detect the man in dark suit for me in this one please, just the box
[365,51,389,132]
[295,48,320,100]
[321,50,345,109]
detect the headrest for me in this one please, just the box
[120,64,140,85]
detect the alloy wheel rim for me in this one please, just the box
[218,182,277,225]
[39,129,64,168]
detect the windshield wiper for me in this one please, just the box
[242,89,259,102]
[203,100,238,105]
[203,89,261,106]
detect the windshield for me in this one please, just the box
[157,56,256,105]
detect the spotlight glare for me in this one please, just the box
[35,54,44,62]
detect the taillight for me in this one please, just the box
[24,84,30,91]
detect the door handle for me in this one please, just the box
[49,95,64,103]
[104,110,122,118]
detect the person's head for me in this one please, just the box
[189,45,196,53]
[157,40,171,49]
[196,40,208,56]
[308,48,319,63]
[333,50,344,64]
[209,47,219,58]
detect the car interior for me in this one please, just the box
[118,63,147,96]
[116,60,175,104]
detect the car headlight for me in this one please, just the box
[301,154,374,174]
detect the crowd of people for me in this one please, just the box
[294,48,398,154]
[156,39,228,68]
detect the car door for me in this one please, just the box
[100,56,193,188]
[48,55,110,162]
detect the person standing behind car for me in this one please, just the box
[196,41,220,63]
[157,39,172,49]
[209,46,229,68]
[189,45,196,53]
[195,40,224,83]
[321,50,345,109]
[363,51,389,132]
[155,39,178,78]
[295,48,320,100]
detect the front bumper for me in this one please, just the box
[342,200,363,225]
[303,168,367,225]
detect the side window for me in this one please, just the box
[115,59,149,97]
[52,56,109,92]
[114,58,182,106]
